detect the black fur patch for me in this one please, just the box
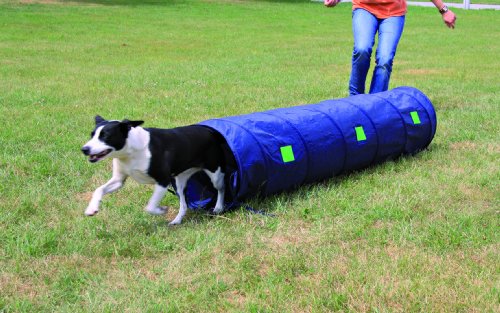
[146,126,227,187]
[97,121,128,151]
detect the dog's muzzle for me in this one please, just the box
[81,146,91,156]
[81,146,112,163]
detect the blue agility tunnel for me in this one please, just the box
[182,86,436,210]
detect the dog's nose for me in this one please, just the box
[81,146,91,155]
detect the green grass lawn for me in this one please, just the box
[0,0,498,312]
[472,0,500,4]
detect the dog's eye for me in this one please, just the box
[90,131,95,138]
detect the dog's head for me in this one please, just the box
[81,115,144,163]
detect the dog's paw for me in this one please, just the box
[168,219,182,226]
[212,207,224,215]
[145,206,168,216]
[85,208,99,216]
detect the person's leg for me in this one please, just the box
[349,9,378,96]
[369,15,405,94]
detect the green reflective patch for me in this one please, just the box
[355,126,366,141]
[410,111,421,125]
[280,145,295,163]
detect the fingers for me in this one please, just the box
[443,11,456,29]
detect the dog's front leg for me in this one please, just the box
[144,184,168,215]
[169,171,194,226]
[85,161,127,216]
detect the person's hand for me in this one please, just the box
[442,10,456,29]
[324,0,341,7]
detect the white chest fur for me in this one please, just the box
[115,127,156,185]
[115,151,155,184]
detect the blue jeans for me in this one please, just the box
[349,9,405,95]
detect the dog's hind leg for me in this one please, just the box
[204,167,225,214]
[85,159,127,216]
[145,185,169,215]
[169,168,200,225]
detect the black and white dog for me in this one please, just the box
[81,115,226,225]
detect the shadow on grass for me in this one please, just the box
[241,144,440,215]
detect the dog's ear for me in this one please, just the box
[122,119,144,128]
[119,120,144,135]
[95,115,106,125]
[129,120,144,128]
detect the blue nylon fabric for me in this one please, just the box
[183,86,436,210]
